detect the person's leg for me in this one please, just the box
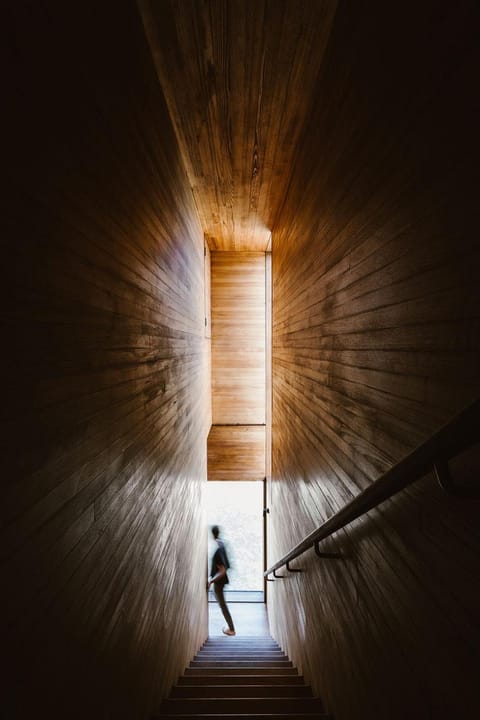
[213,583,235,633]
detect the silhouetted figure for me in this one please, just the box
[207,525,236,636]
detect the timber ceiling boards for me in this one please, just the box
[140,0,337,251]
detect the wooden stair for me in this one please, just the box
[154,636,329,719]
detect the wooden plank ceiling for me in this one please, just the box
[139,0,337,251]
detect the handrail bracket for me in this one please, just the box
[434,458,455,494]
[434,455,480,497]
[286,561,302,573]
[314,541,341,559]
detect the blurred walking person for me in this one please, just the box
[207,525,236,636]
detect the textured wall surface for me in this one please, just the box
[269,2,480,719]
[2,3,210,718]
[208,252,266,480]
[211,252,266,425]
[208,425,266,481]
[140,0,337,251]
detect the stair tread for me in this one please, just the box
[196,654,286,658]
[195,660,288,663]
[196,658,287,661]
[159,699,325,715]
[154,715,330,719]
[191,666,293,669]
[178,676,305,686]
[161,697,322,702]
[201,648,281,651]
[173,685,313,690]
[185,669,298,676]
[172,686,312,698]
[202,648,282,651]
[196,654,286,657]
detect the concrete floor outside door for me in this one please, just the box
[208,601,270,637]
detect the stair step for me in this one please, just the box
[191,661,292,668]
[172,684,313,698]
[201,646,281,653]
[203,640,279,644]
[159,698,325,713]
[185,667,298,676]
[178,675,305,686]
[200,648,282,654]
[155,715,330,719]
[201,639,282,652]
[193,653,288,662]
[199,648,284,654]
[202,637,282,651]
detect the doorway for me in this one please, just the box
[206,480,264,603]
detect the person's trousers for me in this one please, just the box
[213,583,235,631]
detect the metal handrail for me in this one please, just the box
[265,399,479,578]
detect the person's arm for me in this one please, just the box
[207,563,226,589]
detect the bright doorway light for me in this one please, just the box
[206,481,264,600]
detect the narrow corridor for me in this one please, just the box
[3,2,479,719]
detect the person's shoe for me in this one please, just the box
[222,627,236,636]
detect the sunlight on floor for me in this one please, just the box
[209,602,270,637]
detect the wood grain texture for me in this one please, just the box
[2,3,210,718]
[139,0,337,251]
[268,2,480,720]
[211,252,266,425]
[207,425,266,480]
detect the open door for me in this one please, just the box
[206,480,264,603]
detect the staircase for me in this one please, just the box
[155,635,329,719]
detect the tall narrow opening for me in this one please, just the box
[206,250,271,635]
[206,480,269,636]
[206,480,264,602]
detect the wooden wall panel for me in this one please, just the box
[269,3,480,720]
[211,252,266,425]
[139,0,337,251]
[2,3,209,719]
[207,425,266,480]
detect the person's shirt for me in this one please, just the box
[211,540,229,586]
